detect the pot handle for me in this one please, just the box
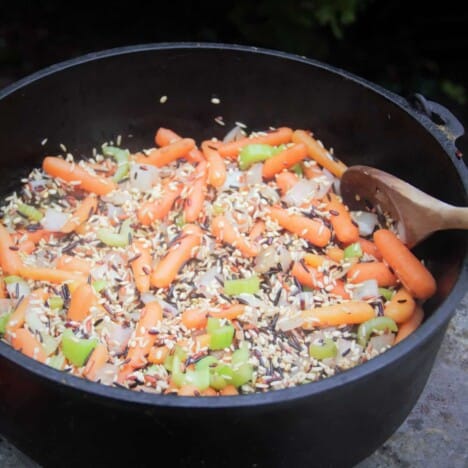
[409,93,465,159]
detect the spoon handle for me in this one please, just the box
[441,206,468,230]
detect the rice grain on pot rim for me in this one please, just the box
[0,126,435,396]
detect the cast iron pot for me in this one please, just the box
[0,43,466,468]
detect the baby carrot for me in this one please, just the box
[61,194,97,234]
[43,157,116,195]
[19,266,85,284]
[275,171,298,195]
[0,277,5,298]
[249,220,266,241]
[178,385,200,396]
[181,308,207,329]
[67,283,95,322]
[184,160,207,223]
[130,239,152,294]
[326,246,344,263]
[303,163,324,179]
[13,229,60,245]
[357,237,382,260]
[326,198,360,244]
[219,385,239,395]
[155,128,204,163]
[210,304,245,321]
[123,301,163,370]
[292,130,347,178]
[202,141,226,188]
[10,328,47,363]
[384,288,416,323]
[291,261,349,298]
[17,239,35,255]
[151,224,203,288]
[217,127,294,159]
[84,343,109,381]
[301,301,375,329]
[303,253,328,268]
[347,262,397,287]
[137,181,182,226]
[394,305,424,344]
[262,143,309,179]
[148,345,170,365]
[56,255,92,274]
[211,215,259,257]
[137,138,196,167]
[0,223,23,275]
[201,387,218,396]
[373,229,436,300]
[267,207,331,247]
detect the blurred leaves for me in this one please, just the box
[441,80,467,105]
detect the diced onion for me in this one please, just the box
[237,293,266,309]
[369,333,395,353]
[129,163,159,191]
[352,279,379,300]
[254,245,292,274]
[295,292,315,309]
[277,313,304,332]
[283,179,330,206]
[6,278,31,299]
[221,169,244,191]
[194,267,220,297]
[350,211,378,237]
[41,208,69,231]
[245,163,263,185]
[25,308,46,333]
[0,299,13,315]
[106,322,133,354]
[140,292,157,305]
[94,363,118,385]
[223,126,245,143]
[102,191,132,206]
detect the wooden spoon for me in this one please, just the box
[340,165,468,248]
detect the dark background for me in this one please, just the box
[0,0,467,152]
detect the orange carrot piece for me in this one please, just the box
[201,387,217,396]
[67,283,95,322]
[211,215,259,257]
[10,328,47,363]
[384,288,416,323]
[178,385,201,396]
[56,255,92,274]
[130,240,152,293]
[267,207,331,247]
[326,198,359,244]
[291,261,349,298]
[123,301,163,370]
[43,157,116,195]
[6,295,32,333]
[373,229,436,300]
[61,194,97,233]
[19,266,85,284]
[275,171,299,195]
[148,345,170,365]
[303,163,324,179]
[357,237,383,260]
[151,224,203,288]
[0,277,5,298]
[0,223,23,275]
[202,141,226,188]
[347,262,397,287]
[13,229,61,245]
[249,220,266,241]
[84,343,109,381]
[219,385,239,395]
[301,301,375,329]
[155,128,204,163]
[217,127,294,159]
[262,143,309,179]
[210,304,245,321]
[17,239,35,254]
[195,333,211,350]
[137,138,196,167]
[137,181,182,226]
[303,253,328,268]
[292,130,347,178]
[184,160,207,223]
[394,305,424,344]
[181,308,207,329]
[326,246,344,262]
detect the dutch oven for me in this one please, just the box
[0,43,466,468]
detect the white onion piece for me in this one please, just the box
[283,179,330,206]
[276,313,304,331]
[333,178,341,196]
[6,279,31,299]
[254,245,278,273]
[106,204,123,220]
[369,333,395,353]
[0,299,13,315]
[41,208,69,231]
[129,163,159,191]
[223,126,245,143]
[350,211,378,237]
[278,246,292,272]
[42,334,59,356]
[140,292,157,305]
[25,308,46,333]
[157,298,178,316]
[94,363,118,384]
[102,191,132,206]
[90,265,107,281]
[352,279,379,300]
[194,267,219,296]
[237,293,265,308]
[245,163,263,185]
[259,185,280,204]
[396,221,407,244]
[221,169,244,191]
[106,322,133,354]
[336,338,352,356]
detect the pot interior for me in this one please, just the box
[0,45,465,316]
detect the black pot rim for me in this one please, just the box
[0,42,467,409]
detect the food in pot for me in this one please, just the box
[0,126,435,396]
